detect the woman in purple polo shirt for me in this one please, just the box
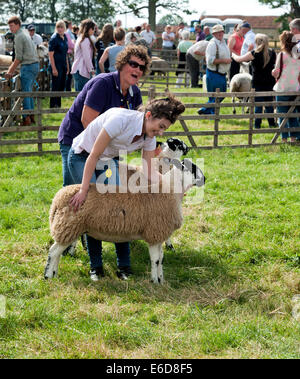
[58,44,151,281]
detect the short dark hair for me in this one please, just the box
[7,16,21,26]
[139,94,185,124]
[113,27,125,42]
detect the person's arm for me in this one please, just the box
[69,128,111,212]
[99,47,109,73]
[5,59,21,78]
[48,51,58,76]
[227,35,236,54]
[232,51,253,63]
[81,105,100,128]
[272,52,281,79]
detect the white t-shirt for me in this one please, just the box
[72,108,156,160]
[32,33,43,46]
[140,30,156,45]
[187,41,209,61]
[241,30,256,56]
[162,32,175,48]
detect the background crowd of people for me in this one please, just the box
[3,16,300,141]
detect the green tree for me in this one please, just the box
[60,0,116,27]
[0,0,36,22]
[120,0,193,30]
[258,0,300,23]
[158,14,184,26]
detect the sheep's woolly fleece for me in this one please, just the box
[50,184,183,246]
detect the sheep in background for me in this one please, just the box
[150,56,170,77]
[44,159,205,284]
[229,72,252,114]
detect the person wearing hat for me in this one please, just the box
[240,22,256,56]
[198,24,231,115]
[27,24,43,46]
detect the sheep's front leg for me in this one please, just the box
[149,243,164,284]
[165,238,175,252]
[44,241,69,279]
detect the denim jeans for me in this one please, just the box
[67,148,130,269]
[254,95,275,128]
[59,143,74,187]
[276,95,300,139]
[199,69,227,114]
[73,71,90,92]
[20,62,39,114]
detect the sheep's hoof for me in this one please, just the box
[233,109,236,115]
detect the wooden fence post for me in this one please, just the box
[148,85,156,102]
[248,89,255,146]
[37,97,43,154]
[214,89,220,148]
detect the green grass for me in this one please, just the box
[0,146,300,359]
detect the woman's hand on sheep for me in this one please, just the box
[69,189,88,212]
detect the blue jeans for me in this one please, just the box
[20,62,39,115]
[67,148,130,269]
[199,69,227,114]
[276,95,300,139]
[73,71,90,92]
[254,95,275,128]
[59,143,74,187]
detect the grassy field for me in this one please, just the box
[0,144,300,358]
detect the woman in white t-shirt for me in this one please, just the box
[272,31,300,142]
[162,25,175,61]
[68,96,185,281]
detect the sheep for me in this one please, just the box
[150,56,170,77]
[44,159,205,283]
[229,72,252,114]
[67,138,189,257]
[0,54,12,68]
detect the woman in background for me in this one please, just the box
[227,24,244,80]
[272,31,300,142]
[48,20,69,108]
[95,23,114,75]
[232,33,276,129]
[71,19,96,91]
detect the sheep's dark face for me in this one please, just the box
[159,138,188,160]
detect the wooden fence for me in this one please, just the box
[0,87,300,158]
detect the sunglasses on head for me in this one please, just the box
[128,60,146,72]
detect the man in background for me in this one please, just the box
[5,16,39,126]
[27,24,43,46]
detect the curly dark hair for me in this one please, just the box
[139,94,185,124]
[115,44,151,76]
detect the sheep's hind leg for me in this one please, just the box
[149,243,164,284]
[165,238,175,252]
[44,241,69,279]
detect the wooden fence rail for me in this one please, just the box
[0,87,300,158]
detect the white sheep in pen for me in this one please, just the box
[44,159,205,284]
[229,62,252,114]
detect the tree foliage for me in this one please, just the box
[0,0,116,26]
[258,0,300,22]
[120,0,193,30]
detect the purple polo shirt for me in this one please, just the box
[58,71,142,145]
